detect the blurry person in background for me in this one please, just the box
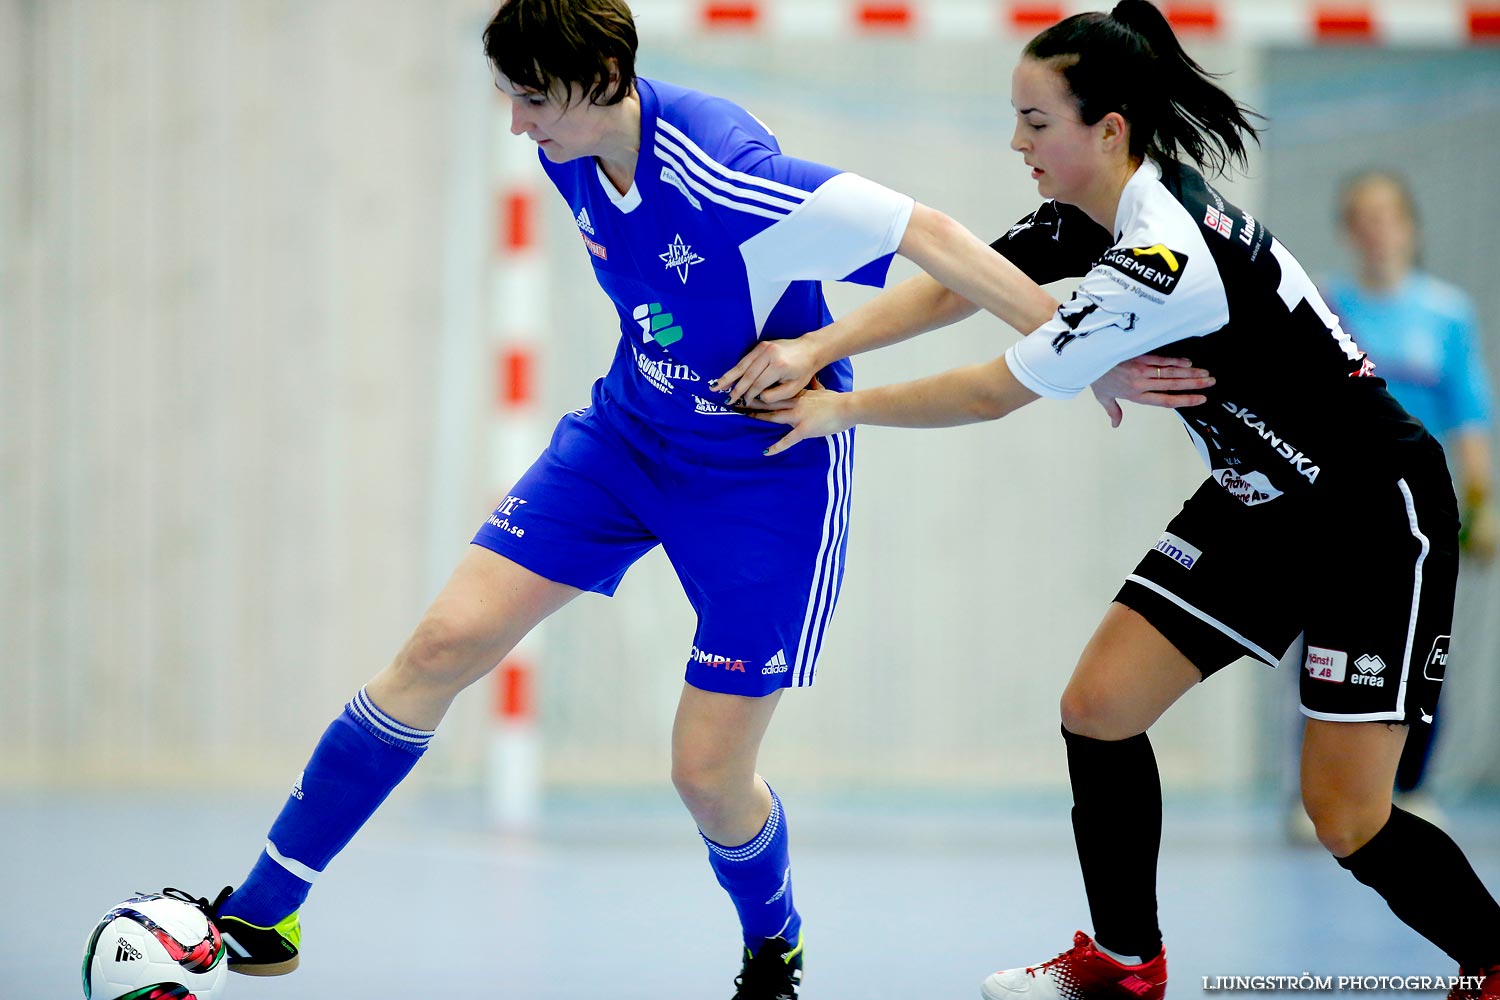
[1322,170,1498,827]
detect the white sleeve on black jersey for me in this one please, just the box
[1005,226,1227,399]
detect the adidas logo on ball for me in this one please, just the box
[115,937,144,962]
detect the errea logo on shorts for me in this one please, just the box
[1352,653,1387,687]
[1305,646,1347,683]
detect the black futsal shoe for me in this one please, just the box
[164,886,301,976]
[731,934,803,1000]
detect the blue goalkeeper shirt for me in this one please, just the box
[1323,273,1495,440]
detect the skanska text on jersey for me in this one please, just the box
[1222,401,1322,483]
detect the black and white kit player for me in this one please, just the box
[992,158,1457,725]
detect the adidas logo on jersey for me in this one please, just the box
[762,649,789,675]
[116,937,144,962]
[575,208,607,258]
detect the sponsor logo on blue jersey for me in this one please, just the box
[630,343,700,396]
[659,234,706,283]
[633,302,684,348]
[659,166,703,211]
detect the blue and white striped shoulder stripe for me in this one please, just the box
[654,118,811,221]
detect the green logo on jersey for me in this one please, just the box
[633,302,684,348]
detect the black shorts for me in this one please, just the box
[1116,467,1459,724]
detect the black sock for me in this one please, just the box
[1063,724,1164,959]
[1338,804,1500,967]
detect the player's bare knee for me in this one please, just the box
[395,615,489,691]
[671,758,723,804]
[671,756,745,816]
[1302,790,1389,857]
[1311,815,1376,859]
[1059,684,1127,740]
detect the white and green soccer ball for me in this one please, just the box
[83,892,228,999]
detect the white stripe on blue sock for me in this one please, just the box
[264,839,323,884]
[347,687,435,751]
[702,791,783,862]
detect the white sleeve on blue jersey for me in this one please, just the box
[733,172,912,332]
[739,173,914,284]
[651,115,913,333]
[1006,229,1227,399]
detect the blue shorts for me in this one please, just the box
[472,383,854,697]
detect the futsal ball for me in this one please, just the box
[83,892,228,999]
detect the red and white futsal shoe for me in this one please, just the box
[981,931,1167,1000]
[1447,965,1500,1000]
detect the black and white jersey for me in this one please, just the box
[990,160,1430,503]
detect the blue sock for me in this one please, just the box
[220,687,434,927]
[702,782,800,950]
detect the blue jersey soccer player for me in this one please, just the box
[169,2,1202,996]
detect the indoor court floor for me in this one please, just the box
[12,789,1499,998]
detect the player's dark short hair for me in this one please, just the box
[1024,0,1262,176]
[484,0,638,107]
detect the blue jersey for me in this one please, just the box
[1323,273,1495,439]
[537,77,914,455]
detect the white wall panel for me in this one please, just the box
[20,1,1487,800]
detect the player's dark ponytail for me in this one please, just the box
[1024,0,1262,176]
